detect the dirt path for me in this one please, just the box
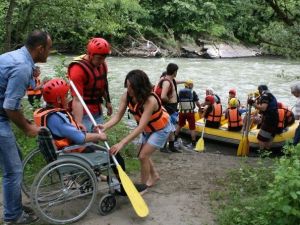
[1,143,259,225]
[71,147,258,225]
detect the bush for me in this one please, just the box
[215,144,300,225]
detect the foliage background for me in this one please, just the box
[1,0,300,58]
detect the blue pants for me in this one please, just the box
[82,113,104,132]
[0,120,23,221]
[293,122,300,145]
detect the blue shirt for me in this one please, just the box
[0,46,35,114]
[47,112,85,145]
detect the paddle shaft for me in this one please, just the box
[201,120,206,138]
[69,80,118,165]
[245,104,252,138]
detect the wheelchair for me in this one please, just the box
[22,127,119,224]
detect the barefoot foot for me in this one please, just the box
[146,175,160,187]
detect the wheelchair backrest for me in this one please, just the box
[38,127,58,163]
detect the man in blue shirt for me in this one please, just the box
[0,30,52,225]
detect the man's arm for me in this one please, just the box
[69,65,87,131]
[72,96,86,131]
[103,73,113,116]
[5,109,40,137]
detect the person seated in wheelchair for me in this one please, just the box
[34,78,147,195]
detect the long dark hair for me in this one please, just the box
[124,69,153,103]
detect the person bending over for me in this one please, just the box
[34,78,147,195]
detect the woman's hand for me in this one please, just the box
[94,124,106,132]
[109,142,125,155]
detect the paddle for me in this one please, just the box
[69,81,149,218]
[237,104,251,156]
[195,120,206,152]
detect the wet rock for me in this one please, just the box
[203,43,261,59]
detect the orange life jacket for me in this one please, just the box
[277,108,285,129]
[207,103,222,122]
[34,108,84,152]
[227,108,243,128]
[127,93,169,133]
[68,58,108,105]
[27,77,42,95]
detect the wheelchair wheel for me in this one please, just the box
[31,158,97,224]
[98,194,116,216]
[22,148,48,197]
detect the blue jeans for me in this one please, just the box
[82,113,104,132]
[293,122,300,145]
[0,120,23,221]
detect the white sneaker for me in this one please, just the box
[111,177,120,192]
[174,138,183,149]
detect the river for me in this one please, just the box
[38,56,300,154]
[40,56,300,108]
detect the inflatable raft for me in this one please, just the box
[182,115,298,148]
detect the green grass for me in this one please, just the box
[212,144,300,225]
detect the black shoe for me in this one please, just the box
[4,211,39,225]
[22,205,35,216]
[169,147,182,153]
[160,148,171,153]
[116,183,148,196]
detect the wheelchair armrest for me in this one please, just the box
[60,143,94,153]
[59,142,108,153]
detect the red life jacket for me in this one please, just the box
[154,77,173,100]
[34,108,84,152]
[227,108,243,128]
[127,93,169,133]
[207,103,222,122]
[68,58,108,105]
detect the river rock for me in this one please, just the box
[203,43,261,59]
[180,45,205,58]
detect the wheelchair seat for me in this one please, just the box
[38,127,110,168]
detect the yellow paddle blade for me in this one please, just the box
[237,138,244,156]
[242,139,250,156]
[195,138,204,152]
[237,137,249,156]
[116,165,149,217]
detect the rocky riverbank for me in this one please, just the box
[114,37,261,59]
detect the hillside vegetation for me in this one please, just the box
[1,0,300,58]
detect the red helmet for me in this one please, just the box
[205,95,215,104]
[229,88,236,96]
[43,78,69,107]
[87,38,111,56]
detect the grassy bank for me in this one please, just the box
[212,144,300,225]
